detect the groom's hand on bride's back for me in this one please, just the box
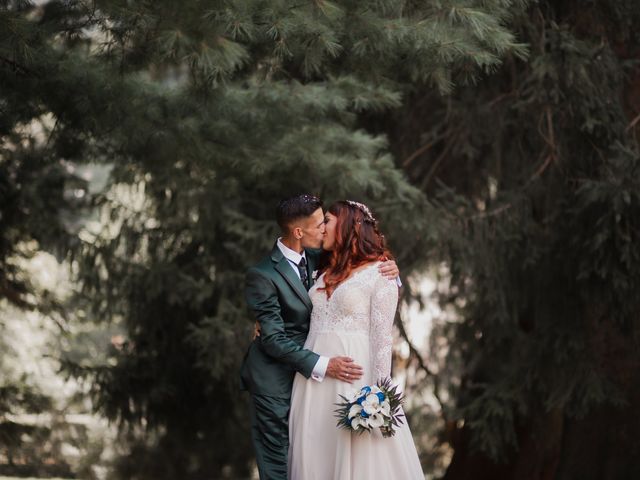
[326,357,363,384]
[378,258,399,280]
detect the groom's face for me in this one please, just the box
[297,207,326,249]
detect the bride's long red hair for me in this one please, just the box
[319,201,392,298]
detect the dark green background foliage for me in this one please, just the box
[1,0,640,478]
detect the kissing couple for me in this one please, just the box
[240,194,424,479]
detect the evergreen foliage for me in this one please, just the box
[6,0,639,478]
[3,0,529,476]
[370,1,640,477]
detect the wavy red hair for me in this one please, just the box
[319,201,392,298]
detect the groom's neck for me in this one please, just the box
[280,235,304,254]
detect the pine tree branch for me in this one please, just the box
[529,106,557,181]
[54,0,101,35]
[0,55,38,77]
[45,117,59,148]
[486,91,517,108]
[421,136,455,189]
[626,111,640,132]
[402,139,437,169]
[530,153,554,181]
[395,310,447,417]
[402,127,454,169]
[467,203,512,220]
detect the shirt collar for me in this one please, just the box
[277,238,306,265]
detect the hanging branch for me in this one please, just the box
[0,55,38,76]
[395,310,447,418]
[421,137,456,189]
[529,106,558,181]
[402,127,454,169]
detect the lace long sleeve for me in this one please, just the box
[369,272,399,382]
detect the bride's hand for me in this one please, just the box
[326,357,363,383]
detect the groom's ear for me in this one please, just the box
[292,226,304,239]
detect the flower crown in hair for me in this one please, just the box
[346,200,376,224]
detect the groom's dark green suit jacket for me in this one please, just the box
[240,244,322,399]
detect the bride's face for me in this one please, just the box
[323,212,338,250]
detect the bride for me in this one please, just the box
[288,200,424,479]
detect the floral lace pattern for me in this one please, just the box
[308,262,399,381]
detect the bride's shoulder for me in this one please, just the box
[368,260,383,271]
[361,261,384,280]
[367,261,398,288]
[354,261,380,273]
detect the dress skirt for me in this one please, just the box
[288,330,424,480]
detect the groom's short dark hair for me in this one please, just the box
[277,194,323,231]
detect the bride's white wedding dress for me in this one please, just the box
[288,262,424,479]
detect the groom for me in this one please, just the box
[240,194,399,479]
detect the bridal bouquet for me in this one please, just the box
[334,378,404,438]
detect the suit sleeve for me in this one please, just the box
[245,267,320,378]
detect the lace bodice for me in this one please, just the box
[308,262,399,381]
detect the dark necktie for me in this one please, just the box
[297,257,309,290]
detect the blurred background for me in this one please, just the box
[1,0,640,479]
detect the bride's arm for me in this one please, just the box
[369,273,399,382]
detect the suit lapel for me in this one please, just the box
[271,245,313,312]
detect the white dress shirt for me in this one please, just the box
[276,238,329,382]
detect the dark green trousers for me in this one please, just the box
[249,393,291,480]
